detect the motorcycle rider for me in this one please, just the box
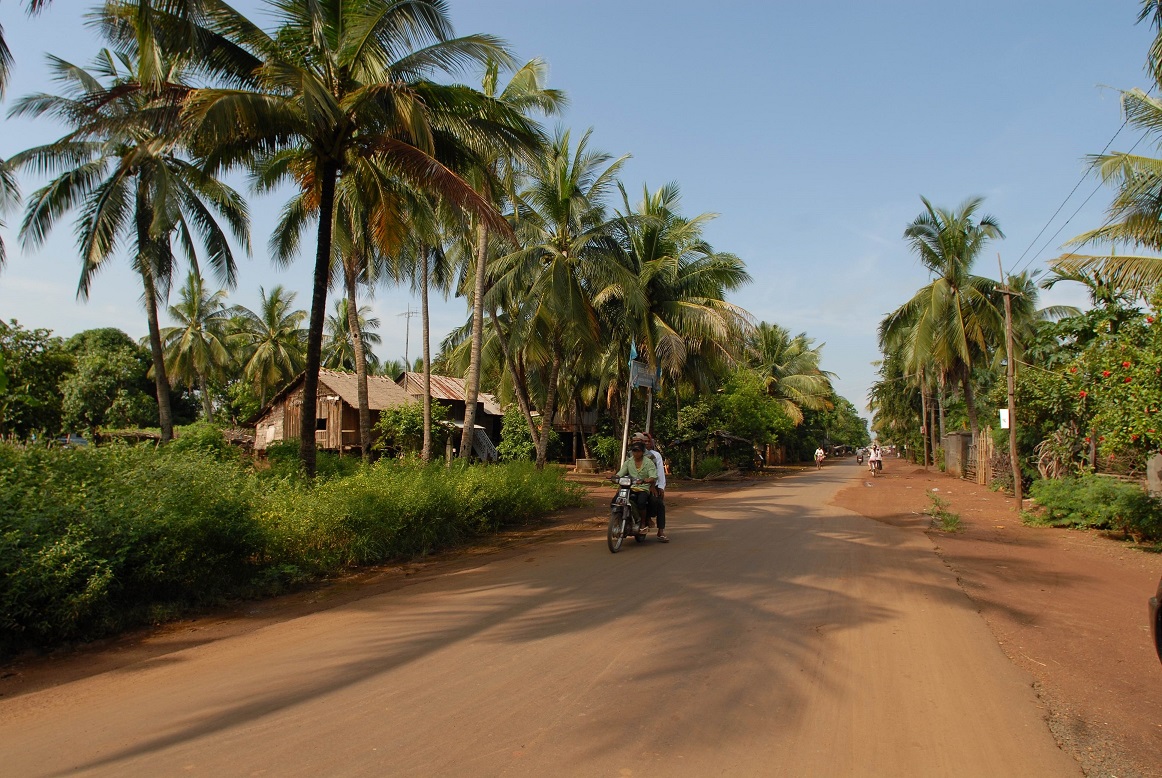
[635,432,669,543]
[615,441,657,526]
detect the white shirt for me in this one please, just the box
[869,448,882,461]
[647,448,666,490]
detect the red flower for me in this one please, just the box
[1149,429,1156,434]
[1100,436,1106,441]
[1148,316,1155,323]
[1069,366,1078,374]
[1079,390,1088,398]
[1125,376,1133,383]
[1123,361,1132,368]
[1102,370,1112,377]
[1084,437,1091,443]
[1132,434,1140,441]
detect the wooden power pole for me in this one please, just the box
[998,255,1022,509]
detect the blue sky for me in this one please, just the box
[0,1,1156,416]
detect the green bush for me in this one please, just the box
[1029,474,1162,541]
[0,441,584,657]
[587,434,621,468]
[696,455,724,478]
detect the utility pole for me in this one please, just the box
[919,366,930,469]
[998,255,1021,510]
[397,306,418,370]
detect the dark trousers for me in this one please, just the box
[652,490,666,531]
[629,490,651,520]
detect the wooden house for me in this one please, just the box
[252,369,414,453]
[396,372,504,459]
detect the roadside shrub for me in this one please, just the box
[0,441,583,657]
[1029,474,1162,541]
[587,434,620,468]
[696,455,724,478]
[168,421,238,462]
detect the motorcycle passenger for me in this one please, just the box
[636,432,669,543]
[615,441,657,525]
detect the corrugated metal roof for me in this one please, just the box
[398,372,503,416]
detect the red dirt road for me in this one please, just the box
[833,459,1162,778]
[1,466,1083,776]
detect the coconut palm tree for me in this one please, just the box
[458,58,565,459]
[607,182,752,385]
[8,47,249,442]
[748,322,834,426]
[160,270,231,420]
[880,196,1004,440]
[323,298,381,373]
[181,0,541,475]
[488,128,629,467]
[230,285,306,406]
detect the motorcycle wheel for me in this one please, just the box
[607,512,626,553]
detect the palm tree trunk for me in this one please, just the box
[300,160,339,477]
[576,396,590,458]
[459,221,488,459]
[961,370,980,440]
[136,242,173,443]
[344,266,372,461]
[198,374,214,422]
[919,368,929,468]
[535,349,562,469]
[421,247,433,462]
[490,307,541,456]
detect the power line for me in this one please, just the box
[1010,85,1154,277]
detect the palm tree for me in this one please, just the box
[323,298,382,373]
[608,182,752,386]
[161,270,230,420]
[181,0,540,475]
[749,322,834,425]
[9,47,249,442]
[230,285,306,406]
[488,128,629,467]
[880,196,1004,440]
[459,58,565,460]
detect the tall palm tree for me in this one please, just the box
[608,182,752,385]
[880,196,1004,439]
[323,298,381,373]
[230,285,306,406]
[181,0,540,475]
[161,270,231,420]
[9,47,248,442]
[488,128,629,467]
[749,322,834,425]
[459,58,565,459]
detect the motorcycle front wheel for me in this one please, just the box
[608,512,626,553]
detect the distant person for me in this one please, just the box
[814,446,825,470]
[868,444,882,474]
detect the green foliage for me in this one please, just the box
[1029,474,1162,540]
[497,405,542,462]
[61,330,156,435]
[925,493,961,532]
[0,442,583,656]
[587,434,621,467]
[696,455,725,478]
[373,401,450,456]
[718,369,792,444]
[0,320,71,438]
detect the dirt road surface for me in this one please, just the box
[0,466,1080,777]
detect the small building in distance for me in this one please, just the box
[252,368,414,453]
[396,372,504,459]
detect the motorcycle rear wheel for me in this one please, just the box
[608,513,626,553]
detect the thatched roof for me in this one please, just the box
[397,372,503,416]
[318,369,414,410]
[250,369,414,424]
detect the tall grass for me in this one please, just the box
[0,438,584,656]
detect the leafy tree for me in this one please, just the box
[373,401,448,457]
[60,328,156,435]
[230,285,306,406]
[717,369,794,445]
[749,322,833,425]
[0,320,70,438]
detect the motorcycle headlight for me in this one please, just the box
[618,476,633,486]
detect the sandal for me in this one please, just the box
[657,534,669,543]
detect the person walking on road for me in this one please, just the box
[636,432,669,543]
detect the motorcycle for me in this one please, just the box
[856,452,864,465]
[608,475,649,553]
